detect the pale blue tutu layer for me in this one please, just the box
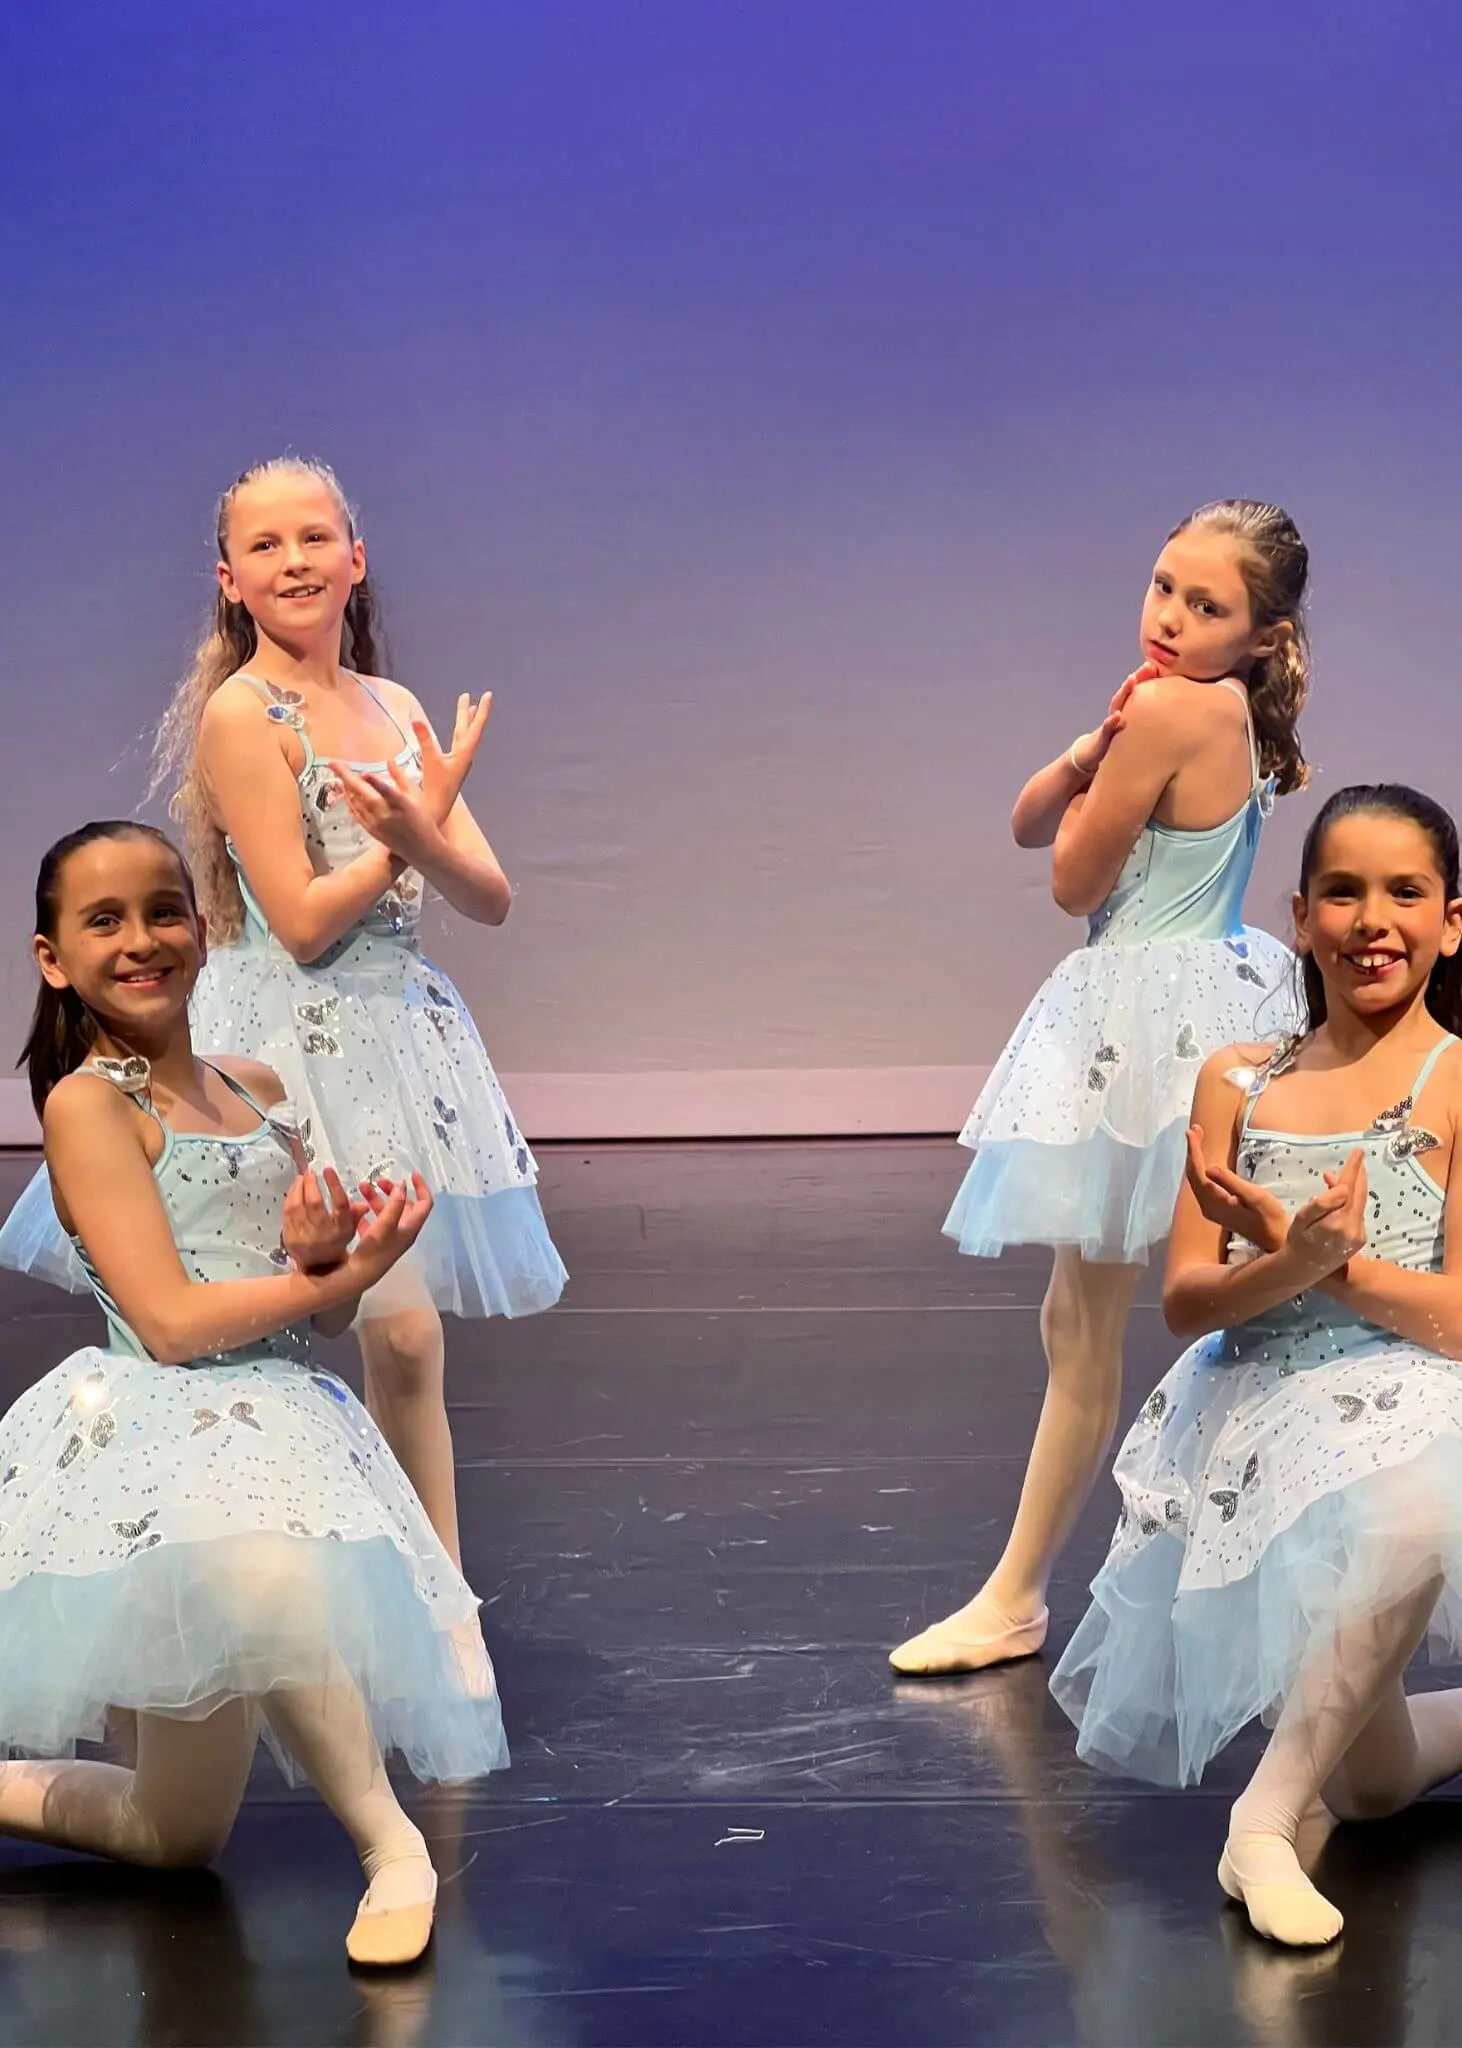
[947,927,1299,1263]
[0,1168,565,1320]
[0,1347,508,1784]
[0,1169,87,1293]
[944,1124,1187,1267]
[0,1529,506,1783]
[191,936,567,1324]
[1052,1344,1462,1787]
[414,1187,568,1321]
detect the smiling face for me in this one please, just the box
[1138,529,1285,682]
[216,470,365,653]
[1293,810,1462,1028]
[35,834,204,1045]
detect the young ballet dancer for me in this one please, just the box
[1053,784,1462,1948]
[0,455,565,1579]
[0,819,508,1966]
[892,500,1310,1675]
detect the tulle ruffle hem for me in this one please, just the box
[1051,1337,1462,1786]
[193,934,567,1324]
[0,1345,508,1783]
[946,926,1299,1261]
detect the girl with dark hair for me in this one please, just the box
[1055,786,1462,1948]
[1,457,566,1596]
[893,501,1310,1675]
[0,821,506,1965]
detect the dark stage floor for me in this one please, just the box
[0,1139,1458,2046]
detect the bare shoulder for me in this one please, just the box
[1198,1041,1271,1090]
[42,1069,140,1144]
[1131,674,1245,732]
[210,1055,286,1109]
[360,673,423,721]
[199,675,277,742]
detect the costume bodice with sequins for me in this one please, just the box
[67,1059,313,1370]
[1210,1034,1454,1374]
[226,673,425,954]
[1088,681,1271,948]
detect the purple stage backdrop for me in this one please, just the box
[2,1,1457,1137]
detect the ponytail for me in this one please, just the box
[1248,625,1310,797]
[20,982,98,1120]
[1171,498,1310,795]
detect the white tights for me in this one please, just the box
[1227,1547,1462,1945]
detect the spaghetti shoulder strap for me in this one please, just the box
[1232,1036,1301,1136]
[350,673,415,752]
[233,673,317,767]
[74,1057,168,1134]
[1213,678,1261,793]
[1410,1035,1458,1103]
[201,1060,270,1120]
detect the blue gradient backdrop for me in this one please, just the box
[3,2,1459,1125]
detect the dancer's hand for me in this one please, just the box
[281,1167,366,1273]
[347,1174,434,1284]
[332,759,442,866]
[1184,1125,1289,1254]
[414,694,491,825]
[1070,662,1160,777]
[1284,1150,1368,1281]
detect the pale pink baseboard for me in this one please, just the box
[0,1067,988,1147]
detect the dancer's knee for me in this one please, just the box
[361,1310,444,1403]
[1040,1252,1138,1386]
[206,1531,329,1640]
[121,1789,235,1869]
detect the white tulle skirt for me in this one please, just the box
[944,928,1299,1264]
[1051,1334,1462,1786]
[0,1346,507,1783]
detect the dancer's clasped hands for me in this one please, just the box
[329,692,492,861]
[281,1168,434,1282]
[1186,1123,1368,1277]
[1070,660,1161,776]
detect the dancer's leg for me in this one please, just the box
[891,1248,1143,1673]
[1323,1674,1462,1820]
[212,1530,439,1964]
[1223,1569,1443,1947]
[261,1679,436,1965]
[0,1701,255,1867]
[358,1307,460,1567]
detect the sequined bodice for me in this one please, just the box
[226,675,424,954]
[69,1061,314,1370]
[1212,1036,1453,1373]
[1088,682,1271,948]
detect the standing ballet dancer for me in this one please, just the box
[891,500,1310,1675]
[0,820,506,1966]
[1,456,565,1581]
[1054,785,1462,1948]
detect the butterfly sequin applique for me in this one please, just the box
[1225,1035,1301,1097]
[1333,1384,1402,1423]
[1087,1044,1120,1093]
[264,683,307,730]
[92,1055,151,1098]
[1208,1452,1262,1524]
[295,995,341,1058]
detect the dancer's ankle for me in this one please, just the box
[970,1580,1046,1628]
[361,1821,432,1897]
